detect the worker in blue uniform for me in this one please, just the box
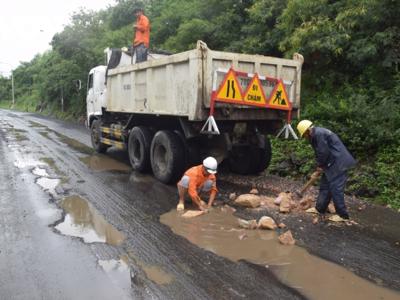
[297,120,356,220]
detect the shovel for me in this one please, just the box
[295,171,321,198]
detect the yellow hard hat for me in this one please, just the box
[297,120,313,137]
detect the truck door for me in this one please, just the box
[86,66,107,119]
[86,72,95,116]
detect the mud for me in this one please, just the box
[218,179,400,291]
[55,196,125,246]
[161,208,400,300]
[80,155,131,172]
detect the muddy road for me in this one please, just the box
[0,110,399,299]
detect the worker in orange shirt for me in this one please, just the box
[133,8,150,63]
[177,157,218,211]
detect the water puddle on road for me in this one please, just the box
[127,251,175,285]
[161,208,400,300]
[14,157,44,169]
[55,196,125,246]
[36,177,60,197]
[98,256,131,291]
[32,166,49,177]
[80,155,131,172]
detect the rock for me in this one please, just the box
[229,193,237,201]
[238,233,247,240]
[278,223,286,229]
[290,200,298,209]
[249,188,259,195]
[234,194,261,208]
[358,204,366,211]
[274,194,283,205]
[182,210,205,218]
[223,204,236,213]
[238,218,258,229]
[306,207,318,214]
[300,196,313,210]
[327,203,336,214]
[258,216,277,230]
[328,215,346,222]
[277,192,293,213]
[312,217,319,225]
[278,230,295,245]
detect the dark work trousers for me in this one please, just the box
[135,43,148,63]
[316,172,349,218]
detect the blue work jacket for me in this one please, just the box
[310,127,356,181]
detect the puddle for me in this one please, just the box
[140,264,174,285]
[32,167,49,177]
[127,251,175,285]
[14,157,44,169]
[98,256,131,291]
[160,208,400,300]
[36,177,60,197]
[52,131,94,155]
[55,196,125,246]
[80,155,131,172]
[29,121,47,128]
[129,172,153,184]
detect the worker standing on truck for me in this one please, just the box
[132,8,150,63]
[297,120,356,220]
[177,157,218,211]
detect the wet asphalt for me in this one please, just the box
[0,109,399,299]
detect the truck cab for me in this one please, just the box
[86,66,107,125]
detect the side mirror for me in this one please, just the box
[75,79,82,91]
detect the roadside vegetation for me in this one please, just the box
[0,0,399,208]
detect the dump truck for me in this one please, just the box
[86,41,303,183]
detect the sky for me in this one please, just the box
[0,0,116,74]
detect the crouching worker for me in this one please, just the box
[177,157,218,211]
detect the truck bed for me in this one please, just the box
[106,41,303,121]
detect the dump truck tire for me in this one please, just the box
[150,130,185,184]
[128,126,153,172]
[229,145,254,175]
[253,136,272,173]
[91,119,109,153]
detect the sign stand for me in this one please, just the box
[201,68,298,139]
[276,110,298,139]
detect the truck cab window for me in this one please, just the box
[88,73,94,90]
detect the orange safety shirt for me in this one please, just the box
[133,14,150,48]
[181,165,218,200]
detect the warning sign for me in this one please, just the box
[215,69,243,103]
[267,80,291,110]
[243,74,267,107]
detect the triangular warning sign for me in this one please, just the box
[243,74,267,107]
[267,80,291,110]
[215,69,243,103]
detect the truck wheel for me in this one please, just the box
[128,126,153,172]
[91,119,108,153]
[229,145,256,175]
[150,130,185,184]
[253,136,272,173]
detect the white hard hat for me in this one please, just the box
[203,156,217,174]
